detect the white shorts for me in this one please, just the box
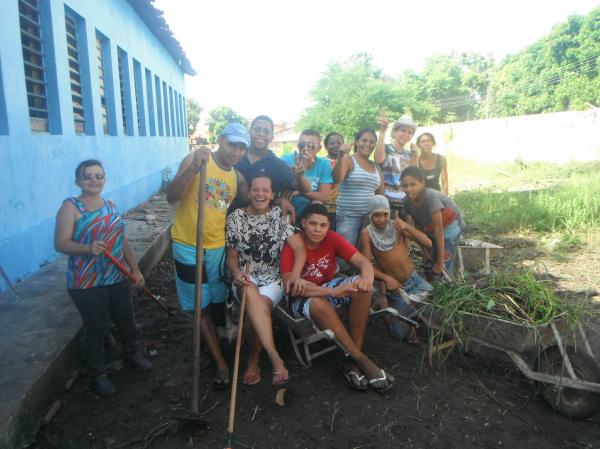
[235,276,284,306]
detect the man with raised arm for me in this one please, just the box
[373,111,418,201]
[281,129,333,219]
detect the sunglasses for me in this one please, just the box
[80,173,105,181]
[298,141,317,151]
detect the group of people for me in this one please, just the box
[54,112,463,396]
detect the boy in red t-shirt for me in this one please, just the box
[280,203,394,391]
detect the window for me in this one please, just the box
[162,81,170,137]
[96,34,109,134]
[179,94,187,137]
[19,0,50,132]
[0,58,8,134]
[154,75,163,136]
[132,59,145,136]
[117,47,133,135]
[64,11,87,133]
[173,90,181,137]
[145,68,155,136]
[182,96,187,137]
[168,86,175,136]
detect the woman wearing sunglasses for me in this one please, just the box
[54,159,152,396]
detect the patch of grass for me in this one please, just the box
[447,155,600,193]
[454,167,600,235]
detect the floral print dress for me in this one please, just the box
[226,206,295,287]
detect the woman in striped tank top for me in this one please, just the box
[54,160,152,396]
[332,128,384,246]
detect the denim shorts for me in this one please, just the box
[335,214,365,247]
[424,226,462,277]
[290,275,360,320]
[403,270,433,296]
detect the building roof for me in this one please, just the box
[273,126,298,143]
[127,0,196,76]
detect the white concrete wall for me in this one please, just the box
[415,109,600,163]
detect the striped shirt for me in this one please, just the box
[336,156,381,217]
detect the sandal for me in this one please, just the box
[368,369,395,391]
[344,368,369,391]
[272,368,289,386]
[405,330,421,345]
[242,367,261,386]
[213,366,230,390]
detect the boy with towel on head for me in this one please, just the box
[358,195,433,343]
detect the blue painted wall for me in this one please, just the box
[0,0,190,290]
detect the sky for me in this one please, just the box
[154,0,599,126]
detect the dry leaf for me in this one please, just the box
[275,388,287,406]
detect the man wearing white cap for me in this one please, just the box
[373,111,418,200]
[167,122,250,389]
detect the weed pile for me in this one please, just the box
[420,270,594,340]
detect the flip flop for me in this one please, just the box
[344,368,369,391]
[368,369,395,391]
[242,367,261,386]
[272,368,289,386]
[212,366,230,390]
[405,330,421,345]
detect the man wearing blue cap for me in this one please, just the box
[167,122,250,389]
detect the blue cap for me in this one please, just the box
[221,122,250,147]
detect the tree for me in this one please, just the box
[490,7,600,117]
[400,52,493,123]
[205,106,248,144]
[298,53,433,140]
[186,98,202,136]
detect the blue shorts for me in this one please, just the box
[290,275,360,320]
[335,214,364,247]
[172,241,227,311]
[424,222,462,276]
[403,270,433,296]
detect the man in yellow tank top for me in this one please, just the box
[167,123,249,389]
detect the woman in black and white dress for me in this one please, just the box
[226,174,306,386]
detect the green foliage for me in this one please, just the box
[299,51,494,132]
[422,270,594,349]
[300,8,600,126]
[298,53,433,139]
[454,161,600,234]
[401,52,494,123]
[490,7,600,116]
[186,98,202,135]
[205,106,248,144]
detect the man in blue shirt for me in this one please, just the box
[281,129,333,219]
[235,115,307,220]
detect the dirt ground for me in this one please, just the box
[30,249,600,449]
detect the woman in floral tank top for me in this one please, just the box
[54,160,152,396]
